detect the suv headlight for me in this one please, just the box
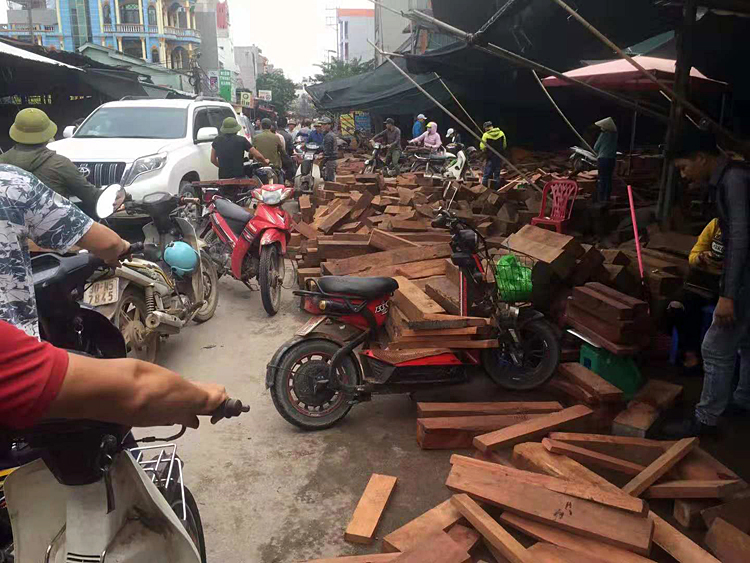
[122,152,167,186]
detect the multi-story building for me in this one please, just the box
[336,8,374,62]
[0,0,201,70]
[235,44,261,94]
[374,0,429,62]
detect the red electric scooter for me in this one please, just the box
[266,208,560,430]
[201,174,296,315]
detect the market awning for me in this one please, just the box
[542,56,728,93]
[0,40,82,71]
[306,56,452,115]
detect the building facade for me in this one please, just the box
[0,0,201,70]
[336,8,374,62]
[374,0,429,62]
[235,44,261,93]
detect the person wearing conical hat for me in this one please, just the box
[594,117,618,203]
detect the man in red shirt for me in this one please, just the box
[0,320,227,429]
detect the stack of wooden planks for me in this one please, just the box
[303,396,748,562]
[564,282,651,355]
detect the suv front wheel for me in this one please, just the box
[179,180,202,223]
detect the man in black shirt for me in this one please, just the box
[211,117,268,179]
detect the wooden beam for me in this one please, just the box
[305,555,399,563]
[323,244,452,276]
[473,405,593,452]
[542,438,647,475]
[390,531,471,563]
[445,464,654,555]
[649,512,720,563]
[450,455,647,515]
[644,479,744,499]
[345,474,398,544]
[525,542,612,563]
[417,415,546,449]
[499,513,655,563]
[417,401,563,418]
[382,498,462,553]
[445,524,480,554]
[369,229,421,250]
[392,276,445,321]
[511,442,618,490]
[557,363,624,402]
[701,493,750,529]
[450,494,530,563]
[673,499,719,529]
[705,517,750,563]
[546,433,670,466]
[623,438,698,497]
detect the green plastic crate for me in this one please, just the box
[579,343,643,400]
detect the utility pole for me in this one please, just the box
[25,0,35,45]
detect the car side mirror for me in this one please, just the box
[63,125,76,139]
[196,127,219,143]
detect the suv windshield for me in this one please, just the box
[75,107,187,139]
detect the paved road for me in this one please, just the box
[153,271,509,562]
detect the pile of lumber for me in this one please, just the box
[303,397,747,562]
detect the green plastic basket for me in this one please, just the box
[494,253,533,302]
[579,343,644,400]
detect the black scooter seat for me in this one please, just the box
[317,276,399,300]
[215,198,252,224]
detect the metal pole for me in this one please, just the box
[369,41,542,191]
[548,0,738,144]
[26,1,35,45]
[389,4,670,124]
[531,69,594,152]
[629,106,638,174]
[435,73,483,135]
[473,0,526,40]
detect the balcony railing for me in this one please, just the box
[0,23,58,33]
[164,26,200,39]
[103,23,145,34]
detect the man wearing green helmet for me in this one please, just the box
[210,116,269,180]
[0,108,104,216]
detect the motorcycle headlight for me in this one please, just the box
[262,189,282,205]
[122,152,167,186]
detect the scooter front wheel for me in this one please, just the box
[363,163,375,175]
[271,339,358,430]
[482,319,560,390]
[259,244,283,316]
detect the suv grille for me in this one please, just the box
[73,162,126,188]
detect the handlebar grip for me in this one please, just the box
[125,242,144,257]
[431,214,448,229]
[213,398,250,420]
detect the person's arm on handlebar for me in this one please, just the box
[77,223,130,266]
[250,147,269,166]
[46,353,228,428]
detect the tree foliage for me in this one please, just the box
[256,71,298,117]
[313,57,376,83]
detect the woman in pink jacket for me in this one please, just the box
[409,122,442,150]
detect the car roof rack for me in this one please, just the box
[194,96,227,102]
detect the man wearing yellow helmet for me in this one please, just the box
[0,108,102,215]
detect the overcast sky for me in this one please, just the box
[0,0,382,82]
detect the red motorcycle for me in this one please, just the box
[266,208,560,430]
[201,179,295,315]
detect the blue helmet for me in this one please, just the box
[163,241,199,277]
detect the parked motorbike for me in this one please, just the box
[409,146,454,177]
[201,180,296,316]
[363,142,398,177]
[570,146,598,173]
[266,208,560,430]
[440,144,478,204]
[93,185,220,362]
[2,398,249,563]
[294,142,323,194]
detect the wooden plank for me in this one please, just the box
[445,464,654,555]
[324,244,452,276]
[392,276,445,321]
[384,205,413,215]
[368,229,420,251]
[473,405,594,452]
[673,499,719,529]
[406,314,490,331]
[566,304,639,345]
[524,543,610,563]
[505,233,576,278]
[345,474,398,544]
[450,494,530,563]
[390,219,429,232]
[417,401,563,418]
[499,513,655,563]
[631,380,683,410]
[358,258,447,280]
[417,415,546,449]
[542,438,646,476]
[649,512,720,563]
[450,455,648,515]
[424,277,460,315]
[544,378,598,406]
[350,191,375,221]
[612,402,661,438]
[514,225,584,258]
[546,433,669,466]
[585,282,648,316]
[623,438,698,497]
[319,203,354,234]
[677,446,744,482]
[293,220,320,241]
[391,531,471,563]
[572,286,634,321]
[319,240,372,260]
[445,524,480,553]
[306,555,399,563]
[565,317,641,356]
[702,493,750,529]
[557,363,624,402]
[705,517,750,563]
[382,498,462,553]
[388,338,499,351]
[644,479,744,499]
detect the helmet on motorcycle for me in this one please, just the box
[447,128,455,137]
[163,241,199,277]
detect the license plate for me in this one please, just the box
[83,278,119,306]
[304,154,314,160]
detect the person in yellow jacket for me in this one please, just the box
[668,218,724,376]
[480,121,507,187]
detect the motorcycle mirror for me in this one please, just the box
[96,184,123,219]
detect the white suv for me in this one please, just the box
[49,98,246,202]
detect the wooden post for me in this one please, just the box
[657,0,697,222]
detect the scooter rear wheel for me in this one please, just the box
[271,339,358,430]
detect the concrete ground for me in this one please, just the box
[150,269,750,563]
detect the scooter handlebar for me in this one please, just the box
[211,398,250,421]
